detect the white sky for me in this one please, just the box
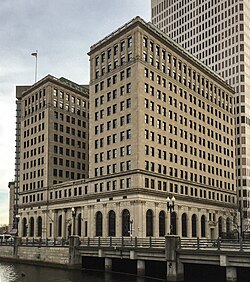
[0,0,151,225]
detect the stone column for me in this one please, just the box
[116,202,121,237]
[197,211,201,238]
[135,201,142,237]
[103,204,107,237]
[226,267,237,282]
[53,210,57,239]
[62,208,67,239]
[154,204,159,237]
[42,211,47,239]
[81,206,84,238]
[105,258,112,272]
[187,216,191,238]
[34,212,38,237]
[137,260,145,276]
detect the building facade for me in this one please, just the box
[17,17,236,240]
[17,75,89,237]
[151,0,250,228]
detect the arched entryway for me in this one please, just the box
[77,213,82,236]
[146,209,153,236]
[37,216,42,237]
[122,209,130,236]
[22,218,27,237]
[201,215,206,237]
[58,215,62,237]
[191,214,197,237]
[96,211,103,236]
[29,217,34,237]
[108,210,116,237]
[159,210,166,237]
[170,212,177,235]
[182,213,187,237]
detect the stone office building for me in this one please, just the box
[151,0,250,230]
[18,17,236,240]
[17,75,89,237]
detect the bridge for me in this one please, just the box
[1,236,250,281]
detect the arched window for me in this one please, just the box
[182,213,187,237]
[191,214,197,237]
[201,215,206,237]
[77,213,82,237]
[108,210,116,237]
[22,218,27,237]
[122,209,130,236]
[30,217,34,237]
[218,217,223,238]
[37,216,42,237]
[159,211,166,237]
[146,209,153,236]
[58,215,62,237]
[226,217,230,233]
[96,211,103,237]
[170,212,177,235]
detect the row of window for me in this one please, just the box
[22,193,44,204]
[23,111,45,127]
[144,128,234,159]
[95,98,131,120]
[144,177,235,202]
[53,146,85,159]
[150,140,234,169]
[53,89,88,108]
[94,161,132,177]
[23,145,44,159]
[23,133,45,148]
[95,145,132,163]
[24,89,46,106]
[142,37,233,113]
[94,178,132,193]
[95,68,132,93]
[53,158,86,169]
[144,161,233,189]
[23,157,44,170]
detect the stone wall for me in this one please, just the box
[0,245,69,266]
[18,246,69,265]
[0,246,14,258]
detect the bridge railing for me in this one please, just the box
[79,236,165,248]
[179,237,250,252]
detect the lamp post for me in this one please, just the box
[71,207,76,236]
[15,215,20,236]
[167,196,175,235]
[129,219,133,237]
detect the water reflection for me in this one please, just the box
[0,262,158,282]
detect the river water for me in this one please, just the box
[0,262,158,282]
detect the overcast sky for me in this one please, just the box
[0,0,150,225]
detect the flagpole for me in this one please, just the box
[31,50,38,83]
[35,50,38,83]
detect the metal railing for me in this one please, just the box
[79,237,165,248]
[0,238,69,247]
[179,237,250,252]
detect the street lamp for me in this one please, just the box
[167,196,175,235]
[129,219,133,237]
[15,215,20,236]
[71,207,76,236]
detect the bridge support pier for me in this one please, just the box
[165,235,184,281]
[137,260,145,276]
[167,260,184,282]
[105,258,112,272]
[69,235,81,268]
[226,266,237,282]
